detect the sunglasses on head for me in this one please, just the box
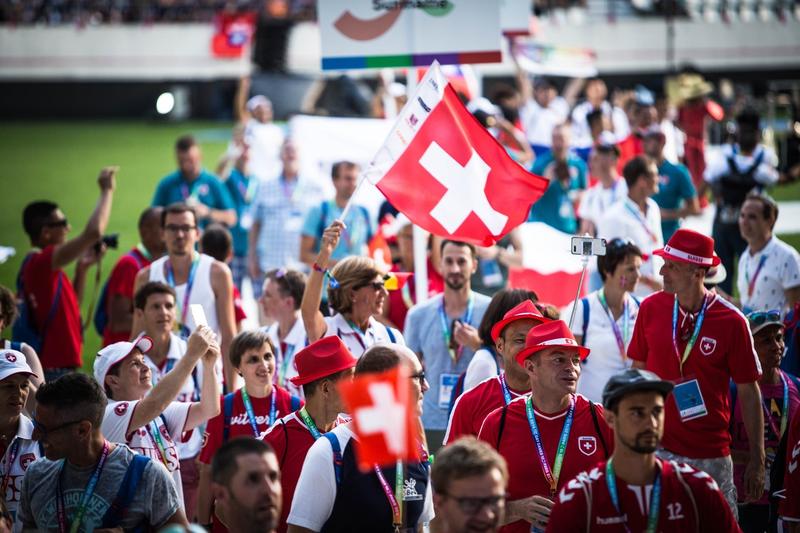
[747,310,782,327]
[607,237,635,250]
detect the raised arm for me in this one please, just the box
[185,342,222,430]
[211,261,238,391]
[301,221,343,343]
[128,326,216,431]
[52,166,116,270]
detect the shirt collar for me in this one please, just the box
[17,414,34,440]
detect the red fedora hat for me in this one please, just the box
[490,300,549,342]
[290,336,358,386]
[515,320,590,366]
[653,228,720,267]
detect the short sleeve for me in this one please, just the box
[212,178,235,210]
[419,480,435,523]
[689,468,740,532]
[463,350,498,392]
[106,256,139,299]
[301,204,323,238]
[575,159,588,189]
[677,165,697,200]
[261,419,289,460]
[626,303,649,363]
[162,401,192,437]
[403,306,422,354]
[143,460,183,528]
[476,407,501,447]
[102,400,139,442]
[727,315,762,384]
[781,248,800,290]
[152,180,168,206]
[17,467,36,528]
[198,405,224,464]
[286,435,338,530]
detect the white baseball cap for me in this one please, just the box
[93,335,153,387]
[0,350,37,382]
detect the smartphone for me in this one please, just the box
[571,236,607,257]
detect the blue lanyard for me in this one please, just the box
[56,440,110,533]
[165,253,200,335]
[605,457,661,533]
[438,295,475,363]
[498,373,512,406]
[525,395,575,497]
[278,343,296,387]
[241,388,276,437]
[671,294,709,376]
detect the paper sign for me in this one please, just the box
[190,304,208,327]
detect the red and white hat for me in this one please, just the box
[653,228,721,267]
[515,320,590,365]
[93,335,153,387]
[0,350,37,382]
[490,300,549,342]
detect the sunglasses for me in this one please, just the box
[45,218,69,228]
[747,310,782,327]
[31,417,84,438]
[355,280,386,291]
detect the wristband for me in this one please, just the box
[312,262,327,274]
[312,262,340,288]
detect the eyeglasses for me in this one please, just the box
[31,417,84,438]
[164,224,197,234]
[747,310,782,327]
[409,370,426,384]
[45,218,69,228]
[441,493,507,514]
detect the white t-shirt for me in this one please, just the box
[570,101,630,148]
[144,333,222,460]
[102,400,191,506]
[596,197,664,298]
[520,97,570,148]
[287,425,434,531]
[244,119,285,181]
[149,254,219,337]
[463,347,500,393]
[737,236,800,315]
[577,178,628,228]
[265,316,307,398]
[323,313,405,359]
[704,144,780,186]
[2,415,40,533]
[565,290,640,403]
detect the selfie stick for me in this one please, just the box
[568,254,590,330]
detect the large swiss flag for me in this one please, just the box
[369,62,548,247]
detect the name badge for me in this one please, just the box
[673,379,708,421]
[439,373,460,409]
[285,210,304,232]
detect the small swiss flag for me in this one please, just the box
[338,367,419,471]
[369,62,549,247]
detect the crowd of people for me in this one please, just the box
[1,64,800,533]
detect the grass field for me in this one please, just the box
[1,121,798,374]
[0,121,233,373]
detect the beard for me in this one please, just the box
[623,432,659,454]
[445,275,466,291]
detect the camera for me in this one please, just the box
[571,236,607,257]
[95,233,119,253]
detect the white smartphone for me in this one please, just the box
[571,236,607,257]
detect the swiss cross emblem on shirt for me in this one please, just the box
[578,436,597,456]
[700,336,717,356]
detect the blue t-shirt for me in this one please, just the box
[527,153,587,234]
[301,200,374,261]
[225,168,257,257]
[151,169,234,229]
[652,160,696,241]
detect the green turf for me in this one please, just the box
[0,121,232,373]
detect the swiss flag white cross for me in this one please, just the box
[354,382,407,456]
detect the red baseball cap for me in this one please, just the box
[490,300,549,342]
[290,336,358,386]
[653,228,721,267]
[515,320,590,365]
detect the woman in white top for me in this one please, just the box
[463,288,541,392]
[301,220,403,357]
[568,238,644,403]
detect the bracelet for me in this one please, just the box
[312,262,340,288]
[312,262,327,274]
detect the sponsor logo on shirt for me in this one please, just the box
[700,336,717,356]
[403,478,424,501]
[578,436,597,456]
[115,402,129,416]
[596,515,627,525]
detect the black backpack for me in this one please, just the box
[712,149,764,210]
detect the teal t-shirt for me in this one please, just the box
[151,169,234,229]
[652,160,696,241]
[527,153,587,234]
[301,200,374,261]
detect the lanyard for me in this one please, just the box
[762,371,790,439]
[498,373,512,406]
[605,457,661,533]
[241,388,276,437]
[746,253,768,298]
[439,295,475,364]
[374,460,404,531]
[671,294,709,376]
[525,395,575,497]
[280,175,298,203]
[624,200,658,244]
[598,290,630,361]
[1,438,20,495]
[238,174,258,204]
[56,440,110,533]
[297,407,323,440]
[147,420,171,468]
[277,342,296,387]
[344,319,370,352]
[401,280,414,310]
[179,180,199,202]
[135,243,152,262]
[165,253,200,334]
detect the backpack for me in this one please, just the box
[222,391,302,443]
[781,303,800,376]
[94,250,146,337]
[99,454,150,530]
[712,149,765,215]
[12,253,63,353]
